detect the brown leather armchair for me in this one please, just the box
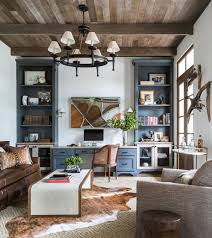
[92,144,119,182]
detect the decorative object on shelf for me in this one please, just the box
[28,97,39,105]
[38,91,51,104]
[37,138,51,143]
[155,95,165,104]
[187,81,211,122]
[140,81,154,86]
[56,108,66,118]
[161,136,169,142]
[64,155,83,173]
[149,73,166,84]
[24,71,45,85]
[22,95,28,105]
[23,115,50,125]
[70,97,120,128]
[29,133,39,142]
[197,135,204,152]
[154,132,163,142]
[140,90,154,105]
[107,109,137,145]
[47,4,120,77]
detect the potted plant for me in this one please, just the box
[107,110,137,145]
[64,154,83,173]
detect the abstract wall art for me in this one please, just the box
[69,97,120,128]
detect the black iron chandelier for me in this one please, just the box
[48,4,120,77]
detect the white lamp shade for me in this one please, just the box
[59,107,65,113]
[127,107,133,113]
[72,49,81,54]
[93,49,102,56]
[48,41,61,54]
[85,32,100,45]
[61,31,75,46]
[107,41,120,53]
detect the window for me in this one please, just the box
[177,46,194,145]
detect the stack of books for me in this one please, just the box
[47,173,71,183]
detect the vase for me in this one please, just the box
[65,165,80,173]
[123,131,128,146]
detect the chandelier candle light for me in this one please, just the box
[48,4,120,77]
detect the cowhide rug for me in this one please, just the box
[6,185,136,238]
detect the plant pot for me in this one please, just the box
[123,131,128,146]
[65,165,81,173]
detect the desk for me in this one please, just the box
[172,148,208,169]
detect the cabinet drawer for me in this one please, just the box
[117,158,134,172]
[52,149,75,156]
[75,149,94,154]
[118,149,136,156]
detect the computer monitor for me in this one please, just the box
[84,129,104,142]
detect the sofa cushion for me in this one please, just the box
[0,167,26,189]
[17,163,40,177]
[7,146,32,165]
[0,152,17,170]
[192,160,212,187]
[173,170,196,185]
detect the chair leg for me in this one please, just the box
[115,166,118,180]
[108,165,111,182]
[104,166,106,177]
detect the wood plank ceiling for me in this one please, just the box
[0,0,210,57]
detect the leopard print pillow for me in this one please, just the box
[7,146,32,165]
[0,152,17,170]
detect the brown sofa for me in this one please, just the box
[0,141,41,210]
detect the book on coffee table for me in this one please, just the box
[47,175,71,183]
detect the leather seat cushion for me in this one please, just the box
[0,168,26,189]
[17,163,39,177]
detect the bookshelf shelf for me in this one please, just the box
[138,84,171,87]
[21,125,52,127]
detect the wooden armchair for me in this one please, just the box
[92,144,119,182]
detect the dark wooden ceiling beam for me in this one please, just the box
[0,23,193,35]
[11,47,177,57]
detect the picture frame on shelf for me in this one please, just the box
[154,132,163,142]
[140,90,154,105]
[22,95,28,105]
[149,73,166,84]
[24,71,46,85]
[38,91,51,105]
[28,97,39,105]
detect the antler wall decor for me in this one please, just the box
[184,64,211,122]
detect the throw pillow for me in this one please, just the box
[173,170,197,185]
[0,152,17,170]
[7,146,32,165]
[192,160,212,187]
[0,147,5,152]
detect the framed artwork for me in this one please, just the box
[24,71,46,85]
[154,132,163,142]
[149,73,166,84]
[140,91,154,105]
[38,91,51,104]
[70,97,120,128]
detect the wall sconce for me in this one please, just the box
[127,107,133,113]
[56,108,66,118]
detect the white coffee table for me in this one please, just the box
[28,169,92,216]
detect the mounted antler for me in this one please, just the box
[187,81,211,122]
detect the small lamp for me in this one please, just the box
[48,41,62,54]
[127,107,133,113]
[72,49,81,54]
[85,32,100,46]
[93,49,102,56]
[57,108,66,118]
[60,31,75,46]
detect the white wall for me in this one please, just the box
[174,1,212,158]
[0,41,16,145]
[58,57,135,146]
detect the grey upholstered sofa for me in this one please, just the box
[136,168,212,238]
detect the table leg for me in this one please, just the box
[177,153,179,169]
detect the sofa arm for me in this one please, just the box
[31,157,40,166]
[136,181,212,238]
[161,168,188,182]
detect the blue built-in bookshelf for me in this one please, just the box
[133,58,173,143]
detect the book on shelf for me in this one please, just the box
[139,113,170,126]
